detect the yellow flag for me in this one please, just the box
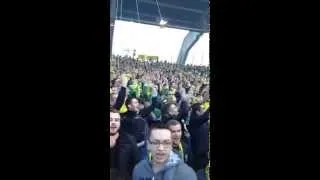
[119,104,127,113]
[201,101,210,111]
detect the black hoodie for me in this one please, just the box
[109,132,140,180]
[187,103,210,171]
[120,111,147,143]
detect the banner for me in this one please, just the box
[137,54,159,62]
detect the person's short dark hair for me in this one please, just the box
[140,99,146,105]
[127,79,133,86]
[110,106,119,114]
[147,123,170,140]
[111,79,116,87]
[136,73,143,79]
[199,84,209,94]
[125,97,140,107]
[166,119,181,128]
[191,103,201,112]
[163,103,177,113]
[175,92,182,100]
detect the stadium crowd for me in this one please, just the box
[109,55,210,180]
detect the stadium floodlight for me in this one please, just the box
[159,19,167,25]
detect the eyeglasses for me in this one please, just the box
[148,140,172,148]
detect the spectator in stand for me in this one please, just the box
[120,97,149,159]
[161,101,190,143]
[109,107,140,180]
[188,103,209,180]
[162,103,179,124]
[132,123,197,180]
[166,120,192,166]
[120,92,159,159]
[111,75,128,110]
[110,55,210,177]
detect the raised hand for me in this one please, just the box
[121,74,129,87]
[110,133,119,148]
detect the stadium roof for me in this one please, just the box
[115,0,209,32]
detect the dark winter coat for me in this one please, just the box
[109,133,140,180]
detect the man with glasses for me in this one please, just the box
[132,123,196,180]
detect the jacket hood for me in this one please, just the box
[143,151,182,173]
[162,151,181,169]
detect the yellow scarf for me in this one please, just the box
[177,143,184,160]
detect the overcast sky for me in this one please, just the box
[112,20,209,66]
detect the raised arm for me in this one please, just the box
[113,75,129,110]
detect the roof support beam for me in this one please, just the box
[122,10,197,26]
[117,17,208,32]
[138,0,204,14]
[110,0,117,54]
[177,32,203,65]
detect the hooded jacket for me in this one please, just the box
[112,87,127,111]
[188,104,210,171]
[132,151,197,180]
[109,133,140,180]
[172,140,192,166]
[120,111,147,144]
[121,96,159,143]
